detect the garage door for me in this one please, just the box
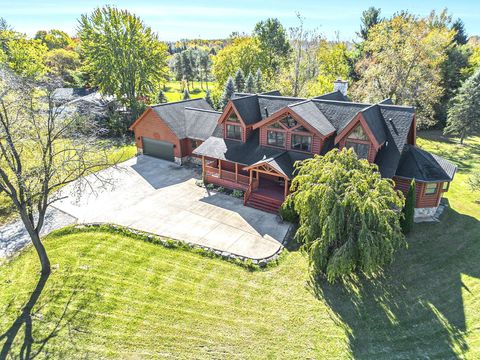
[142,137,174,162]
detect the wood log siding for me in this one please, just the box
[259,126,322,154]
[393,176,446,208]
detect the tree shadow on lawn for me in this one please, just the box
[417,130,480,172]
[309,208,480,359]
[0,267,99,359]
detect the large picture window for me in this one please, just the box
[267,131,285,147]
[348,124,369,140]
[226,124,242,140]
[291,134,312,152]
[345,140,370,159]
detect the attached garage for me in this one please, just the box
[142,137,174,162]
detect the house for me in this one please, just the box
[129,86,456,219]
[129,98,221,164]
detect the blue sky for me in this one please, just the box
[1,0,479,41]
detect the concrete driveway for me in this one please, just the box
[54,156,290,260]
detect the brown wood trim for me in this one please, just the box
[252,107,330,139]
[129,107,153,130]
[217,101,247,127]
[335,113,381,150]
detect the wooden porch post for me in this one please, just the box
[284,178,288,198]
[202,156,205,182]
[218,159,222,178]
[249,169,253,185]
[235,163,238,182]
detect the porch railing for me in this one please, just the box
[205,165,250,185]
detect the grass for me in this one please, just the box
[0,131,479,358]
[0,143,136,226]
[162,81,216,102]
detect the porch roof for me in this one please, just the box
[193,130,309,178]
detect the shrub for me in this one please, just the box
[401,180,416,234]
[206,183,215,190]
[232,189,244,198]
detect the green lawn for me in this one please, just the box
[0,132,479,358]
[162,81,216,102]
[0,143,136,226]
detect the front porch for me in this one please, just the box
[201,156,289,213]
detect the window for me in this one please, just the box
[268,122,282,129]
[191,140,200,149]
[280,116,297,128]
[291,134,312,152]
[345,141,370,159]
[226,124,242,140]
[228,112,240,123]
[267,131,285,147]
[293,126,309,132]
[347,124,369,140]
[425,183,437,195]
[442,182,450,191]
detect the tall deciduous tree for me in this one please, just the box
[220,77,235,109]
[288,148,405,282]
[253,18,291,81]
[212,37,266,86]
[234,69,245,92]
[182,88,190,100]
[79,6,168,120]
[352,12,454,128]
[0,68,120,275]
[282,13,321,97]
[444,68,480,144]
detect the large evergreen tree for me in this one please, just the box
[452,18,468,45]
[234,68,245,92]
[401,180,416,234]
[79,6,168,120]
[205,89,214,108]
[254,69,264,93]
[288,148,405,282]
[220,77,235,109]
[357,7,382,40]
[445,68,480,144]
[245,72,255,93]
[157,90,167,103]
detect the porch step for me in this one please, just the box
[246,193,283,214]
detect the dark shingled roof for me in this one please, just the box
[374,105,415,177]
[261,90,282,96]
[258,95,306,120]
[312,100,367,130]
[184,107,222,141]
[151,98,214,139]
[395,145,457,182]
[231,95,262,125]
[193,130,307,178]
[360,105,387,145]
[313,90,351,102]
[289,100,336,135]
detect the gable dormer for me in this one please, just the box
[335,112,384,162]
[217,101,248,142]
[252,106,333,154]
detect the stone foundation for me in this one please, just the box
[414,207,437,218]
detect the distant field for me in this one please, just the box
[161,81,216,102]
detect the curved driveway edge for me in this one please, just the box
[53,156,291,260]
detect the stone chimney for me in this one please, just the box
[333,77,348,96]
